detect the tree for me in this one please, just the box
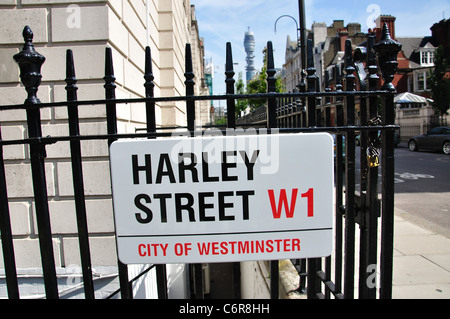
[246,47,284,110]
[235,72,247,117]
[429,45,450,121]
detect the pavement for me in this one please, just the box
[392,207,450,299]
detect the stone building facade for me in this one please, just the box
[0,0,209,298]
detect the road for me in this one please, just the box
[356,144,450,237]
[393,145,450,237]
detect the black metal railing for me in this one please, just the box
[238,24,401,299]
[0,24,401,299]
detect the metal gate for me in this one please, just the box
[0,24,401,299]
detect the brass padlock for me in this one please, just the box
[367,147,380,168]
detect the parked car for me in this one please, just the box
[408,127,450,155]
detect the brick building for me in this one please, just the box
[283,19,367,93]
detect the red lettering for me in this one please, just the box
[197,242,210,255]
[292,238,301,251]
[229,241,237,254]
[212,242,219,255]
[238,241,249,254]
[220,242,228,254]
[256,240,264,253]
[301,188,314,217]
[266,240,274,253]
[283,239,290,251]
[138,243,168,257]
[274,239,282,251]
[151,243,158,255]
[174,243,183,256]
[268,189,298,219]
[161,243,168,256]
[138,244,146,257]
[184,243,192,255]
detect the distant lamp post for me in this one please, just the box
[274,14,300,50]
[274,0,307,90]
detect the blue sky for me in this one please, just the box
[190,0,450,98]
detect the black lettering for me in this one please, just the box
[178,153,199,183]
[221,151,238,181]
[132,154,152,184]
[218,191,234,221]
[198,192,215,222]
[236,190,255,220]
[239,150,260,180]
[134,194,152,224]
[156,153,176,184]
[202,152,219,182]
[175,193,195,222]
[153,193,172,223]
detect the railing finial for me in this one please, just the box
[13,26,46,104]
[23,25,34,47]
[373,23,402,92]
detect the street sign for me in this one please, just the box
[109,133,334,264]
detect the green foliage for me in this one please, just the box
[430,45,450,117]
[240,47,284,112]
[235,72,247,117]
[215,116,227,126]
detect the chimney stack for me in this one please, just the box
[339,28,349,51]
[375,15,396,41]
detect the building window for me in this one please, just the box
[407,74,413,92]
[421,52,427,64]
[429,51,434,64]
[416,70,432,92]
[420,50,435,66]
[417,72,425,91]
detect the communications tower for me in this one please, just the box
[244,27,256,83]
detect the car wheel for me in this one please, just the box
[408,140,418,152]
[443,141,450,155]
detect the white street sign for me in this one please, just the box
[109,133,334,264]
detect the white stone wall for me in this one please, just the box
[0,0,208,298]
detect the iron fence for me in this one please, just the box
[0,24,401,299]
[399,118,448,142]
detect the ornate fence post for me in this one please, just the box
[363,34,381,299]
[306,39,317,127]
[104,47,133,299]
[144,46,157,135]
[225,42,236,128]
[65,49,95,299]
[266,41,277,129]
[373,24,402,92]
[185,44,196,133]
[143,46,168,299]
[343,38,357,299]
[373,23,402,299]
[265,41,280,299]
[13,26,59,299]
[0,129,19,299]
[334,63,344,296]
